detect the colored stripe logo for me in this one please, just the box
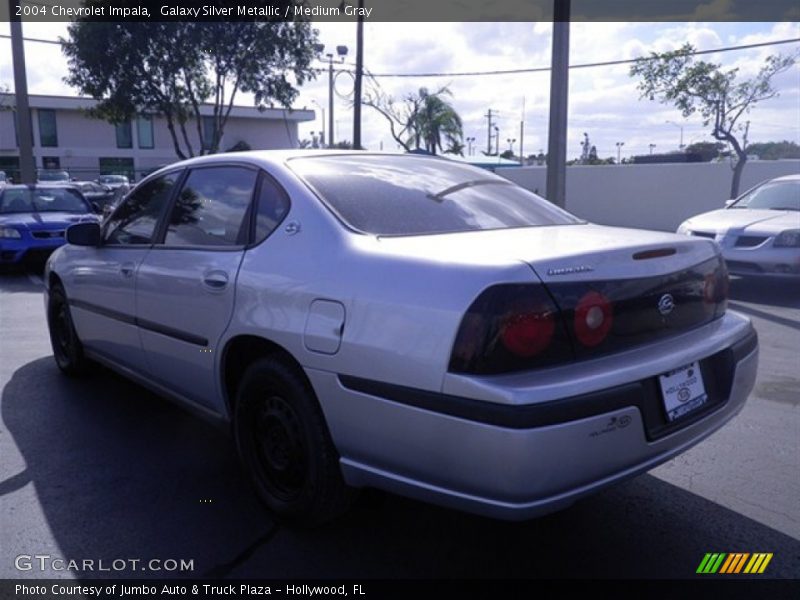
[696,552,773,574]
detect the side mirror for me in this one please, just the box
[66,222,101,246]
[91,201,102,214]
[724,199,736,207]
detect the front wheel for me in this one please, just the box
[234,356,356,526]
[47,284,90,376]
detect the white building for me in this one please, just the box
[0,94,315,181]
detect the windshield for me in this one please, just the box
[730,179,800,211]
[38,170,71,182]
[289,155,583,236]
[0,187,90,214]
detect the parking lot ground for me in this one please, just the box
[1,272,798,580]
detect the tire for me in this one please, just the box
[47,284,90,376]
[234,356,356,526]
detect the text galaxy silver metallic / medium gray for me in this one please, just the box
[44,151,758,525]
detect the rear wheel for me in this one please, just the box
[47,284,90,376]
[234,356,356,526]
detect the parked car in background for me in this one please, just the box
[37,169,72,183]
[677,174,800,276]
[45,151,758,525]
[0,184,99,266]
[71,181,116,211]
[96,174,130,191]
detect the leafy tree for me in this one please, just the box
[630,43,795,197]
[685,141,725,161]
[444,141,465,156]
[745,140,800,160]
[364,86,463,154]
[62,10,318,159]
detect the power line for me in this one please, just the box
[365,38,800,78]
[2,33,798,78]
[0,34,61,45]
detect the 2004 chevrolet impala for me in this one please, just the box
[44,151,758,525]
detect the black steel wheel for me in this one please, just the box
[234,356,356,526]
[47,284,90,376]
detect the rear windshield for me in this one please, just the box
[289,155,582,236]
[0,187,89,214]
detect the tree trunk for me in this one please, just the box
[730,153,747,199]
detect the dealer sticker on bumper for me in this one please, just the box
[659,361,708,422]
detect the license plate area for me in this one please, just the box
[658,361,708,422]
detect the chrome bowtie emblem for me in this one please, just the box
[658,293,675,316]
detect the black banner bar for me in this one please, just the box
[0,0,798,23]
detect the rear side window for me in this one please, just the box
[163,166,257,247]
[288,155,582,236]
[254,174,290,244]
[105,173,178,245]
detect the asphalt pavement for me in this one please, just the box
[1,271,798,580]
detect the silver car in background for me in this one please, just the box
[678,174,800,276]
[44,151,758,525]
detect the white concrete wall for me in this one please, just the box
[500,160,800,232]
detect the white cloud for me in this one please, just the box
[1,21,797,159]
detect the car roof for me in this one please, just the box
[139,150,443,181]
[771,174,800,182]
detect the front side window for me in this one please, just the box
[137,115,154,149]
[115,121,132,149]
[38,109,58,147]
[289,155,583,236]
[105,173,178,245]
[163,166,256,247]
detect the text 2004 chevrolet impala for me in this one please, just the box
[44,152,758,525]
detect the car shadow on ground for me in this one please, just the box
[728,276,800,310]
[2,357,799,580]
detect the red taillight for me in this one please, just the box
[448,283,572,374]
[501,309,555,357]
[574,291,613,347]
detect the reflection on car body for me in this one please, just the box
[44,151,758,525]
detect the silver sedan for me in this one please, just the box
[678,174,800,277]
[44,151,758,525]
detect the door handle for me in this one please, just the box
[120,262,135,278]
[203,271,229,290]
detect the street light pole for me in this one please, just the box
[312,99,325,147]
[666,120,685,150]
[649,143,657,155]
[616,141,625,164]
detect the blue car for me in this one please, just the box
[0,184,99,265]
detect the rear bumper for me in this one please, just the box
[308,312,758,520]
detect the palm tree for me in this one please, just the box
[407,88,463,155]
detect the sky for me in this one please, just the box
[1,20,799,160]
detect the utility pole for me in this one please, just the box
[545,0,570,208]
[328,55,335,148]
[485,109,496,155]
[519,96,525,165]
[353,0,364,149]
[10,0,35,184]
